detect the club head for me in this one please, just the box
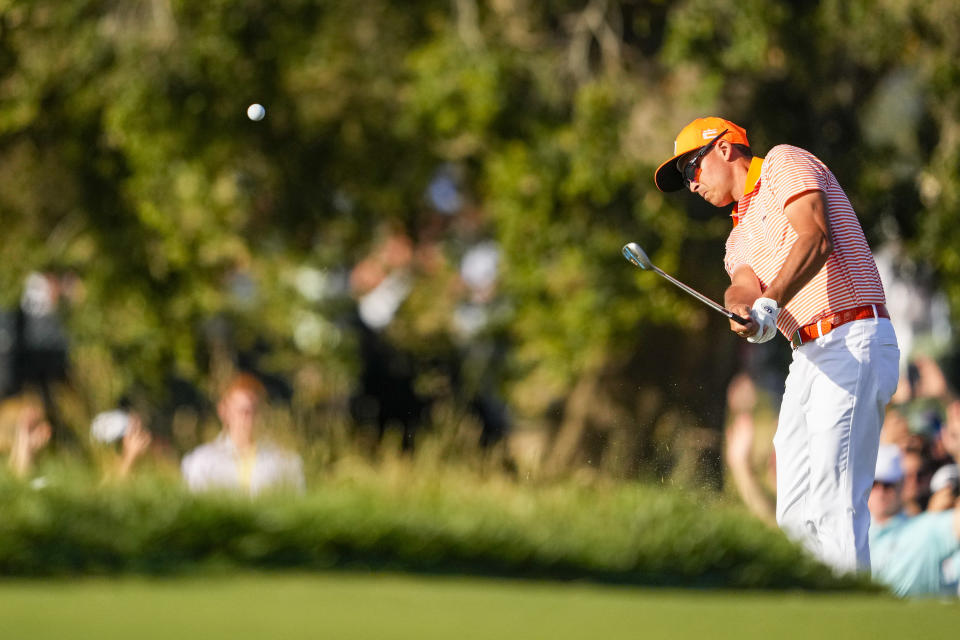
[622,242,653,270]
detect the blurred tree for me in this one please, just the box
[0,0,957,478]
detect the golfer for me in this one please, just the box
[654,117,900,573]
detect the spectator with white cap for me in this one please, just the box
[869,443,960,597]
[927,463,959,512]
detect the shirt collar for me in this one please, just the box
[731,156,764,227]
[871,512,907,532]
[743,156,764,196]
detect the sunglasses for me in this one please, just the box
[872,481,898,490]
[679,129,729,188]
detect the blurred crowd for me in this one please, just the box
[725,353,960,598]
[0,172,514,495]
[346,204,512,453]
[1,371,305,497]
[0,268,307,495]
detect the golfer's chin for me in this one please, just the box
[700,190,734,208]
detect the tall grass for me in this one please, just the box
[0,457,876,592]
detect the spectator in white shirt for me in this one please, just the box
[181,373,304,496]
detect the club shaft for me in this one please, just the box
[650,266,750,325]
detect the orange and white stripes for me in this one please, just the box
[724,144,886,338]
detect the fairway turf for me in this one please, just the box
[0,572,958,640]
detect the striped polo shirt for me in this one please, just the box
[724,144,886,338]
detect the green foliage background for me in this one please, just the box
[2,0,959,475]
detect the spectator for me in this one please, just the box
[899,430,936,516]
[453,237,512,449]
[348,229,429,451]
[723,383,960,597]
[117,414,152,478]
[884,355,955,514]
[5,394,51,478]
[181,373,304,495]
[879,407,910,449]
[938,400,960,469]
[90,408,154,479]
[869,444,960,597]
[723,373,776,525]
[927,464,959,512]
[3,272,78,448]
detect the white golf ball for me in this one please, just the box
[247,103,266,121]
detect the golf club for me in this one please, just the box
[622,242,750,326]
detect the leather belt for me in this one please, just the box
[790,303,889,349]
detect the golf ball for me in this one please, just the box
[247,103,266,121]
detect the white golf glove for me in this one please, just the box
[747,297,780,344]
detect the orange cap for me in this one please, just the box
[654,117,749,192]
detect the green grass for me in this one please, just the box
[0,572,957,640]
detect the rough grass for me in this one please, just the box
[0,460,875,591]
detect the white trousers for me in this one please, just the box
[774,317,900,574]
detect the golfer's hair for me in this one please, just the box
[221,372,266,402]
[732,143,753,159]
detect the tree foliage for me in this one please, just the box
[1,0,958,475]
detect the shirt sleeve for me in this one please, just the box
[181,450,202,491]
[916,511,960,561]
[764,145,829,213]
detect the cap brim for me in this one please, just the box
[654,154,686,192]
[875,473,904,485]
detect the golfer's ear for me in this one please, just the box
[717,139,734,159]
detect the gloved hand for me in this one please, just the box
[747,297,779,344]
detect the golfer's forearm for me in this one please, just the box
[725,284,758,309]
[762,231,832,307]
[725,266,762,309]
